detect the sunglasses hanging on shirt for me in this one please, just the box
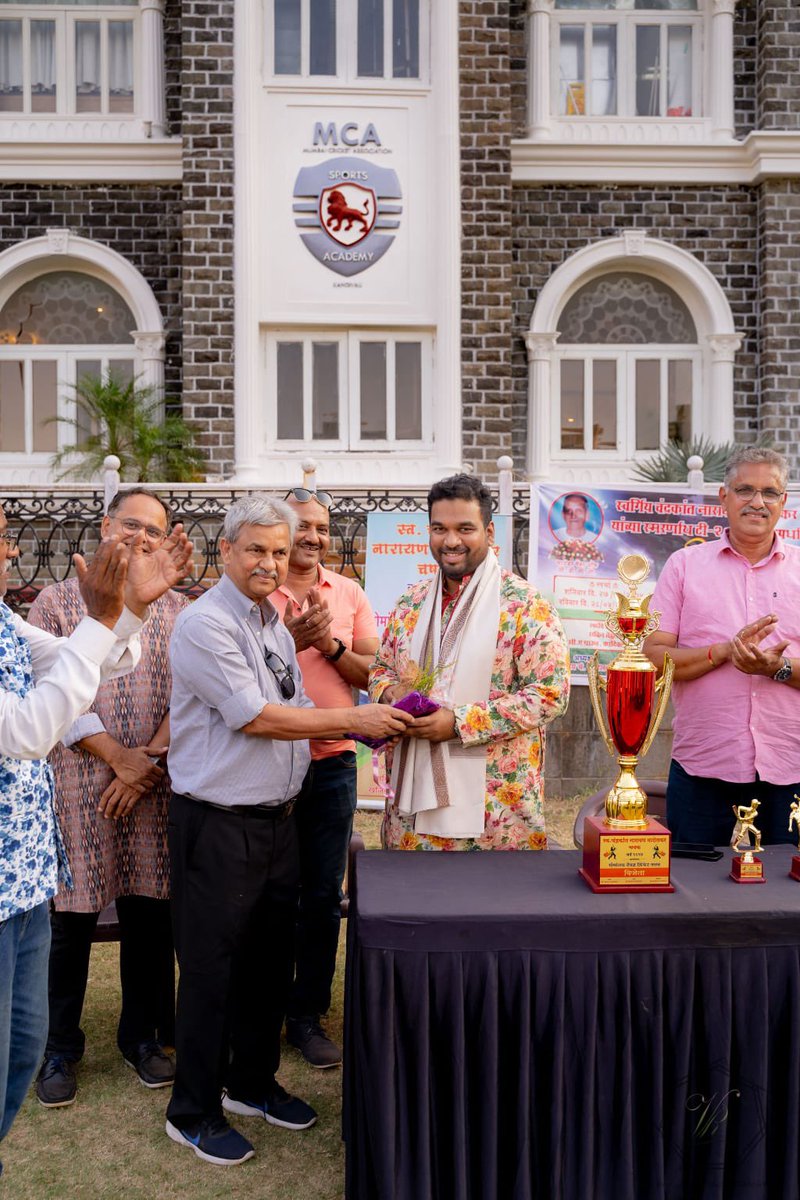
[263,649,296,700]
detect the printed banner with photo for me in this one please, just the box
[357,510,510,800]
[527,482,800,684]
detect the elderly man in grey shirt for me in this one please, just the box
[165,494,412,1168]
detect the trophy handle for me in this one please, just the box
[587,652,615,756]
[639,653,674,758]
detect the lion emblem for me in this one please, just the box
[325,189,371,234]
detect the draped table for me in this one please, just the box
[343,848,800,1200]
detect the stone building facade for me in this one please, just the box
[0,1,798,489]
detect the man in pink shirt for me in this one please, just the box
[271,489,379,1068]
[645,448,800,846]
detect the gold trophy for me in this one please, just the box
[729,799,765,883]
[789,798,800,881]
[580,553,675,893]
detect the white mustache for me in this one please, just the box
[251,569,278,579]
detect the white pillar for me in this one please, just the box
[707,333,741,445]
[527,0,554,139]
[132,331,166,408]
[139,0,167,139]
[525,331,559,480]
[497,456,513,516]
[302,458,318,491]
[686,455,705,490]
[709,0,736,142]
[103,455,121,512]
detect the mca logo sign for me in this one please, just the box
[293,156,402,276]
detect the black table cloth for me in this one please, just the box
[343,848,800,1200]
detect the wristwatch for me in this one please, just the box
[323,637,347,663]
[773,657,793,683]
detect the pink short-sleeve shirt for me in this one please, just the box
[272,566,379,760]
[651,531,800,784]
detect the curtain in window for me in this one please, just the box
[666,25,691,116]
[0,21,22,94]
[30,21,56,92]
[108,21,133,94]
[591,25,616,116]
[559,26,584,115]
[75,22,101,92]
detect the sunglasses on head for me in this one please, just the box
[289,487,333,508]
[264,649,296,701]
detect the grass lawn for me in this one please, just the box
[1,796,588,1199]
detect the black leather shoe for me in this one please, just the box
[36,1056,77,1107]
[123,1041,175,1088]
[286,1017,342,1069]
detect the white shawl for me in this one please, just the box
[391,551,500,838]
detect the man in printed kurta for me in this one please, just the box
[27,489,188,1108]
[369,473,570,851]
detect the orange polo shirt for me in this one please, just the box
[272,565,379,760]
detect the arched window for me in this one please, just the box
[556,272,698,458]
[0,269,137,460]
[526,235,741,482]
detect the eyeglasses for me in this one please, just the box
[289,487,333,508]
[264,649,296,700]
[731,486,785,506]
[111,516,168,543]
[0,531,18,551]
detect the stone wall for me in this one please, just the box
[510,185,761,467]
[757,180,800,457]
[757,0,800,130]
[459,0,515,479]
[735,2,759,137]
[180,0,236,475]
[0,187,183,397]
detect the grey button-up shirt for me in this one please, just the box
[168,572,313,807]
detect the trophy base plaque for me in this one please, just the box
[790,856,800,882]
[580,814,673,893]
[730,853,765,884]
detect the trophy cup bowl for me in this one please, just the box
[580,553,675,892]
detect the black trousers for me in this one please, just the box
[46,895,175,1062]
[166,792,300,1130]
[289,752,356,1020]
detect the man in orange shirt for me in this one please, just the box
[271,489,379,1067]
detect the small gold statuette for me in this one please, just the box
[730,799,766,884]
[788,796,800,881]
[581,553,674,893]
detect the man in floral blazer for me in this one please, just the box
[369,473,570,851]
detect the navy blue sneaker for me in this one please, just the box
[165,1117,255,1165]
[222,1083,317,1130]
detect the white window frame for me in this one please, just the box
[552,345,701,466]
[264,0,430,87]
[551,7,703,121]
[0,4,139,119]
[265,328,434,452]
[0,345,139,463]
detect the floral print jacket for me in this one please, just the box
[369,568,570,851]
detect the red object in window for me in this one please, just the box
[667,106,692,118]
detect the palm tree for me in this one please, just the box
[632,435,774,484]
[50,371,207,482]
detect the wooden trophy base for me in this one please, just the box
[730,853,765,884]
[789,856,800,882]
[580,814,673,893]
